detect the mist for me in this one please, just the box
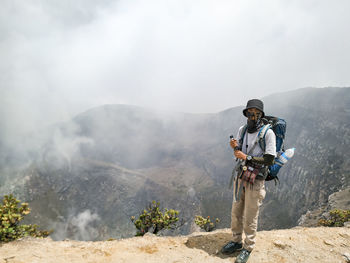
[0,1,350,240]
[50,209,101,241]
[1,1,350,137]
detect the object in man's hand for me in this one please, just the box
[230,136,239,151]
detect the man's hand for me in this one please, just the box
[230,139,238,149]
[234,150,247,160]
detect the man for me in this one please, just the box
[221,99,276,263]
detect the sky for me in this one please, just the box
[1,0,350,136]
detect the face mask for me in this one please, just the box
[246,111,262,133]
[247,119,259,133]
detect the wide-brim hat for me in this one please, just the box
[243,99,265,117]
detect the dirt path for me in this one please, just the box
[0,227,349,263]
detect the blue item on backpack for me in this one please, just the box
[269,148,295,177]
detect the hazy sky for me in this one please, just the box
[1,0,350,134]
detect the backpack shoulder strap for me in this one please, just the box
[257,124,272,152]
[239,125,248,149]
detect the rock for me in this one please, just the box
[344,222,350,228]
[339,233,350,239]
[343,253,350,263]
[273,240,288,249]
[323,240,334,246]
[3,256,15,261]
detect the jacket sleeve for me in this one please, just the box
[249,154,275,166]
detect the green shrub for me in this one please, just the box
[0,194,52,242]
[318,209,350,227]
[131,201,180,236]
[194,215,220,232]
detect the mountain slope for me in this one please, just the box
[1,87,349,240]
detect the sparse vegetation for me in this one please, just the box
[131,201,179,236]
[0,194,52,242]
[194,215,220,232]
[318,209,350,227]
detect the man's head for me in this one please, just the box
[243,99,265,118]
[243,99,265,133]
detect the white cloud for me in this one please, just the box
[1,0,350,139]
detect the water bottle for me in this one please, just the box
[275,148,295,166]
[269,148,295,177]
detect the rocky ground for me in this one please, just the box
[299,187,350,227]
[0,227,349,263]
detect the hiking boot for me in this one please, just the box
[235,248,251,263]
[221,241,243,254]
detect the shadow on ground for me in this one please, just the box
[185,232,240,259]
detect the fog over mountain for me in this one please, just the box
[0,87,349,240]
[2,0,350,130]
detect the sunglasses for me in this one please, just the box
[246,111,262,119]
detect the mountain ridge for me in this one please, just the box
[1,87,349,240]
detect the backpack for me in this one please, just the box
[238,116,287,182]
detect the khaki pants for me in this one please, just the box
[231,179,266,251]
